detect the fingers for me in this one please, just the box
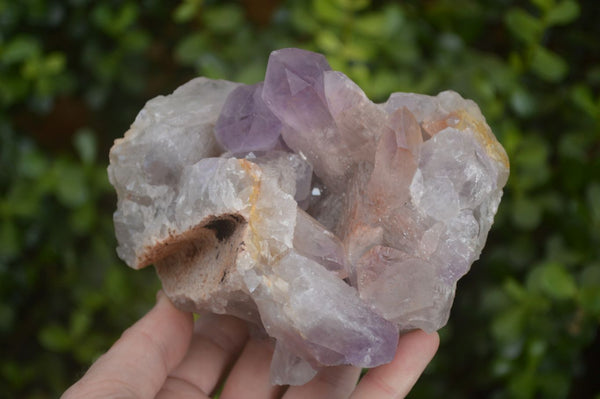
[156,313,250,398]
[63,294,438,399]
[283,364,362,399]
[349,329,439,399]
[219,338,285,399]
[62,290,194,399]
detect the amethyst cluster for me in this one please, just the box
[108,48,509,385]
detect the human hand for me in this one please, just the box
[62,291,439,399]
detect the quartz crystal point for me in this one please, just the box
[263,49,369,192]
[214,82,283,154]
[109,48,509,386]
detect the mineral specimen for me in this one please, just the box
[108,48,509,385]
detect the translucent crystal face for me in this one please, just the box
[108,48,509,386]
[214,82,283,154]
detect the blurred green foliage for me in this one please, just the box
[0,0,598,397]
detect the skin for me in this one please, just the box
[62,291,439,399]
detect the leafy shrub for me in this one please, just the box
[1,0,598,397]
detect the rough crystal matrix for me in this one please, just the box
[108,48,509,385]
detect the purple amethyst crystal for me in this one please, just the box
[108,49,509,386]
[262,48,333,132]
[215,82,283,154]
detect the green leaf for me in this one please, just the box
[235,61,266,85]
[526,264,547,293]
[43,52,66,74]
[290,2,320,34]
[92,165,112,192]
[121,30,151,52]
[538,262,577,300]
[370,70,401,100]
[69,202,97,233]
[91,4,113,32]
[509,87,537,116]
[82,291,106,312]
[492,306,525,342]
[73,128,97,165]
[333,0,370,11]
[54,161,88,207]
[342,40,374,62]
[39,324,71,352]
[313,0,345,25]
[173,0,203,23]
[509,368,536,399]
[382,4,405,33]
[570,84,598,117]
[1,36,41,65]
[316,30,342,53]
[202,4,244,34]
[527,338,547,359]
[531,0,555,12]
[111,2,139,34]
[579,286,600,316]
[545,235,581,266]
[504,278,528,302]
[4,180,43,217]
[196,54,227,79]
[354,12,388,38]
[105,265,128,303]
[70,310,92,339]
[0,219,20,258]
[491,358,512,377]
[174,33,207,66]
[511,134,550,191]
[545,0,580,26]
[21,56,42,79]
[530,46,568,82]
[18,147,48,179]
[511,196,542,230]
[505,8,543,44]
[587,183,600,225]
[0,74,29,105]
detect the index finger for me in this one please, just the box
[62,290,194,399]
